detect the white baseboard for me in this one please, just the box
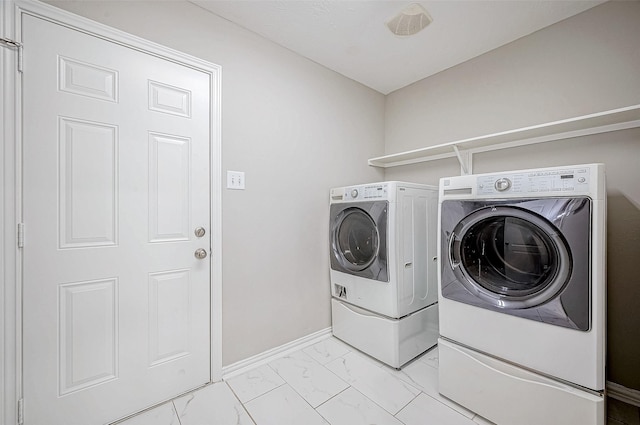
[607,381,640,407]
[221,327,333,380]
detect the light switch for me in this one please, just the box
[227,170,245,190]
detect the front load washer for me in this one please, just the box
[329,181,439,368]
[437,164,606,425]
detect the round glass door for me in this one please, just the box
[334,208,379,271]
[450,206,572,309]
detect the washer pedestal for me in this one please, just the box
[438,338,604,425]
[331,298,438,368]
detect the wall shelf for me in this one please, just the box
[369,104,640,174]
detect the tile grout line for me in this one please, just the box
[386,355,484,421]
[170,400,183,425]
[392,390,422,420]
[326,351,423,417]
[310,386,353,424]
[225,364,287,405]
[222,381,259,425]
[313,385,351,411]
[268,347,352,407]
[265,353,346,422]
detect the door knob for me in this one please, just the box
[194,248,208,259]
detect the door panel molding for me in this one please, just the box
[1,1,222,423]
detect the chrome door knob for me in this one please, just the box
[194,248,208,259]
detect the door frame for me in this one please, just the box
[1,1,223,423]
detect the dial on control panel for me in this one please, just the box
[494,178,512,192]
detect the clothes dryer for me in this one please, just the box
[329,181,439,368]
[437,164,606,425]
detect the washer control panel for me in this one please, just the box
[477,167,591,195]
[346,183,388,200]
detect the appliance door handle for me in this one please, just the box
[448,340,598,396]
[340,301,386,319]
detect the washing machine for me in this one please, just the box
[437,164,606,425]
[329,181,439,368]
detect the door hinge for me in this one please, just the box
[17,398,24,424]
[0,37,23,73]
[17,223,24,248]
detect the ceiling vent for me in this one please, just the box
[386,3,433,37]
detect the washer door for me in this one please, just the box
[441,197,592,331]
[449,206,572,309]
[330,201,388,282]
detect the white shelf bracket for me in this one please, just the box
[452,144,471,175]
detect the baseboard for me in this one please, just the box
[221,327,333,380]
[607,381,640,407]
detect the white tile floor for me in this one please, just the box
[116,337,495,425]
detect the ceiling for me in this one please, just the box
[190,0,606,94]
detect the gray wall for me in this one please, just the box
[384,1,640,390]
[45,0,385,366]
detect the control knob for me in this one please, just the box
[494,178,512,192]
[351,189,359,198]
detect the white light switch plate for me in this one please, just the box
[227,170,245,190]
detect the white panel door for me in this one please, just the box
[21,14,211,425]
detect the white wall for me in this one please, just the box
[384,1,640,390]
[45,0,385,366]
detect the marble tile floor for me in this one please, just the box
[115,337,490,425]
[115,336,634,425]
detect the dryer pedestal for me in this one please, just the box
[331,298,438,369]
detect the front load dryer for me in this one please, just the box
[329,181,439,368]
[437,164,606,425]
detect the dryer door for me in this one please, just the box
[441,198,591,331]
[330,202,388,282]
